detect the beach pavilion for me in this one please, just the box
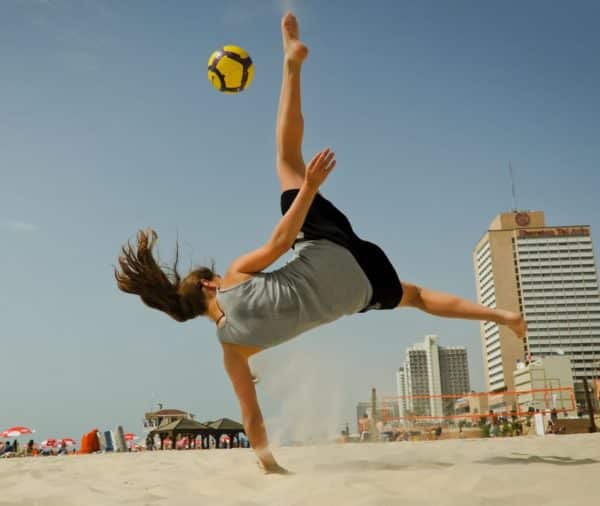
[149,417,246,450]
[149,419,209,450]
[202,418,246,448]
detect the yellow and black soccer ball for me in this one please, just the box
[207,45,254,94]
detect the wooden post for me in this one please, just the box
[582,378,598,433]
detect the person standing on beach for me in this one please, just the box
[115,12,527,474]
[358,414,370,442]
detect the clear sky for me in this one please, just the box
[1,0,599,443]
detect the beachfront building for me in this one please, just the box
[396,335,470,421]
[454,392,489,421]
[395,368,407,418]
[143,407,195,432]
[473,211,600,395]
[513,355,576,414]
[439,346,471,415]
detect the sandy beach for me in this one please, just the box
[2,434,599,506]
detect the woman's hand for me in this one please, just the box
[304,147,336,190]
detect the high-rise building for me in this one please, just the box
[396,335,470,419]
[439,347,471,396]
[474,211,600,393]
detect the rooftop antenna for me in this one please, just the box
[509,162,518,211]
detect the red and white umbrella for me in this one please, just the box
[124,433,137,441]
[59,438,76,447]
[1,426,34,438]
[41,439,58,448]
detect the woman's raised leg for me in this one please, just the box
[276,12,309,191]
[399,282,527,338]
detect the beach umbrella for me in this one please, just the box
[124,433,137,441]
[1,426,34,438]
[41,439,57,448]
[59,438,76,446]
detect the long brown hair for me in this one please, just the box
[115,229,214,322]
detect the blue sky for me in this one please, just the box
[1,0,599,443]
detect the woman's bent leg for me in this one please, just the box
[399,282,527,338]
[276,12,308,191]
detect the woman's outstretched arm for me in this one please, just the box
[229,148,336,275]
[222,346,288,474]
[269,149,335,247]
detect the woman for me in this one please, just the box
[116,13,526,474]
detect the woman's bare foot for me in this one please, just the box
[504,312,528,339]
[257,459,291,475]
[281,12,308,64]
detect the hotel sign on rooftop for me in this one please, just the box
[518,227,590,238]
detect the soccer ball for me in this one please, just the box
[207,45,254,94]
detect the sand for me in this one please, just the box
[2,434,599,506]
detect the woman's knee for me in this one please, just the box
[398,282,423,309]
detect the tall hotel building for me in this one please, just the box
[474,211,600,393]
[396,335,470,419]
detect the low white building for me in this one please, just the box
[513,355,575,414]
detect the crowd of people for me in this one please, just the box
[482,406,570,437]
[144,433,250,451]
[0,439,75,458]
[344,405,576,443]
